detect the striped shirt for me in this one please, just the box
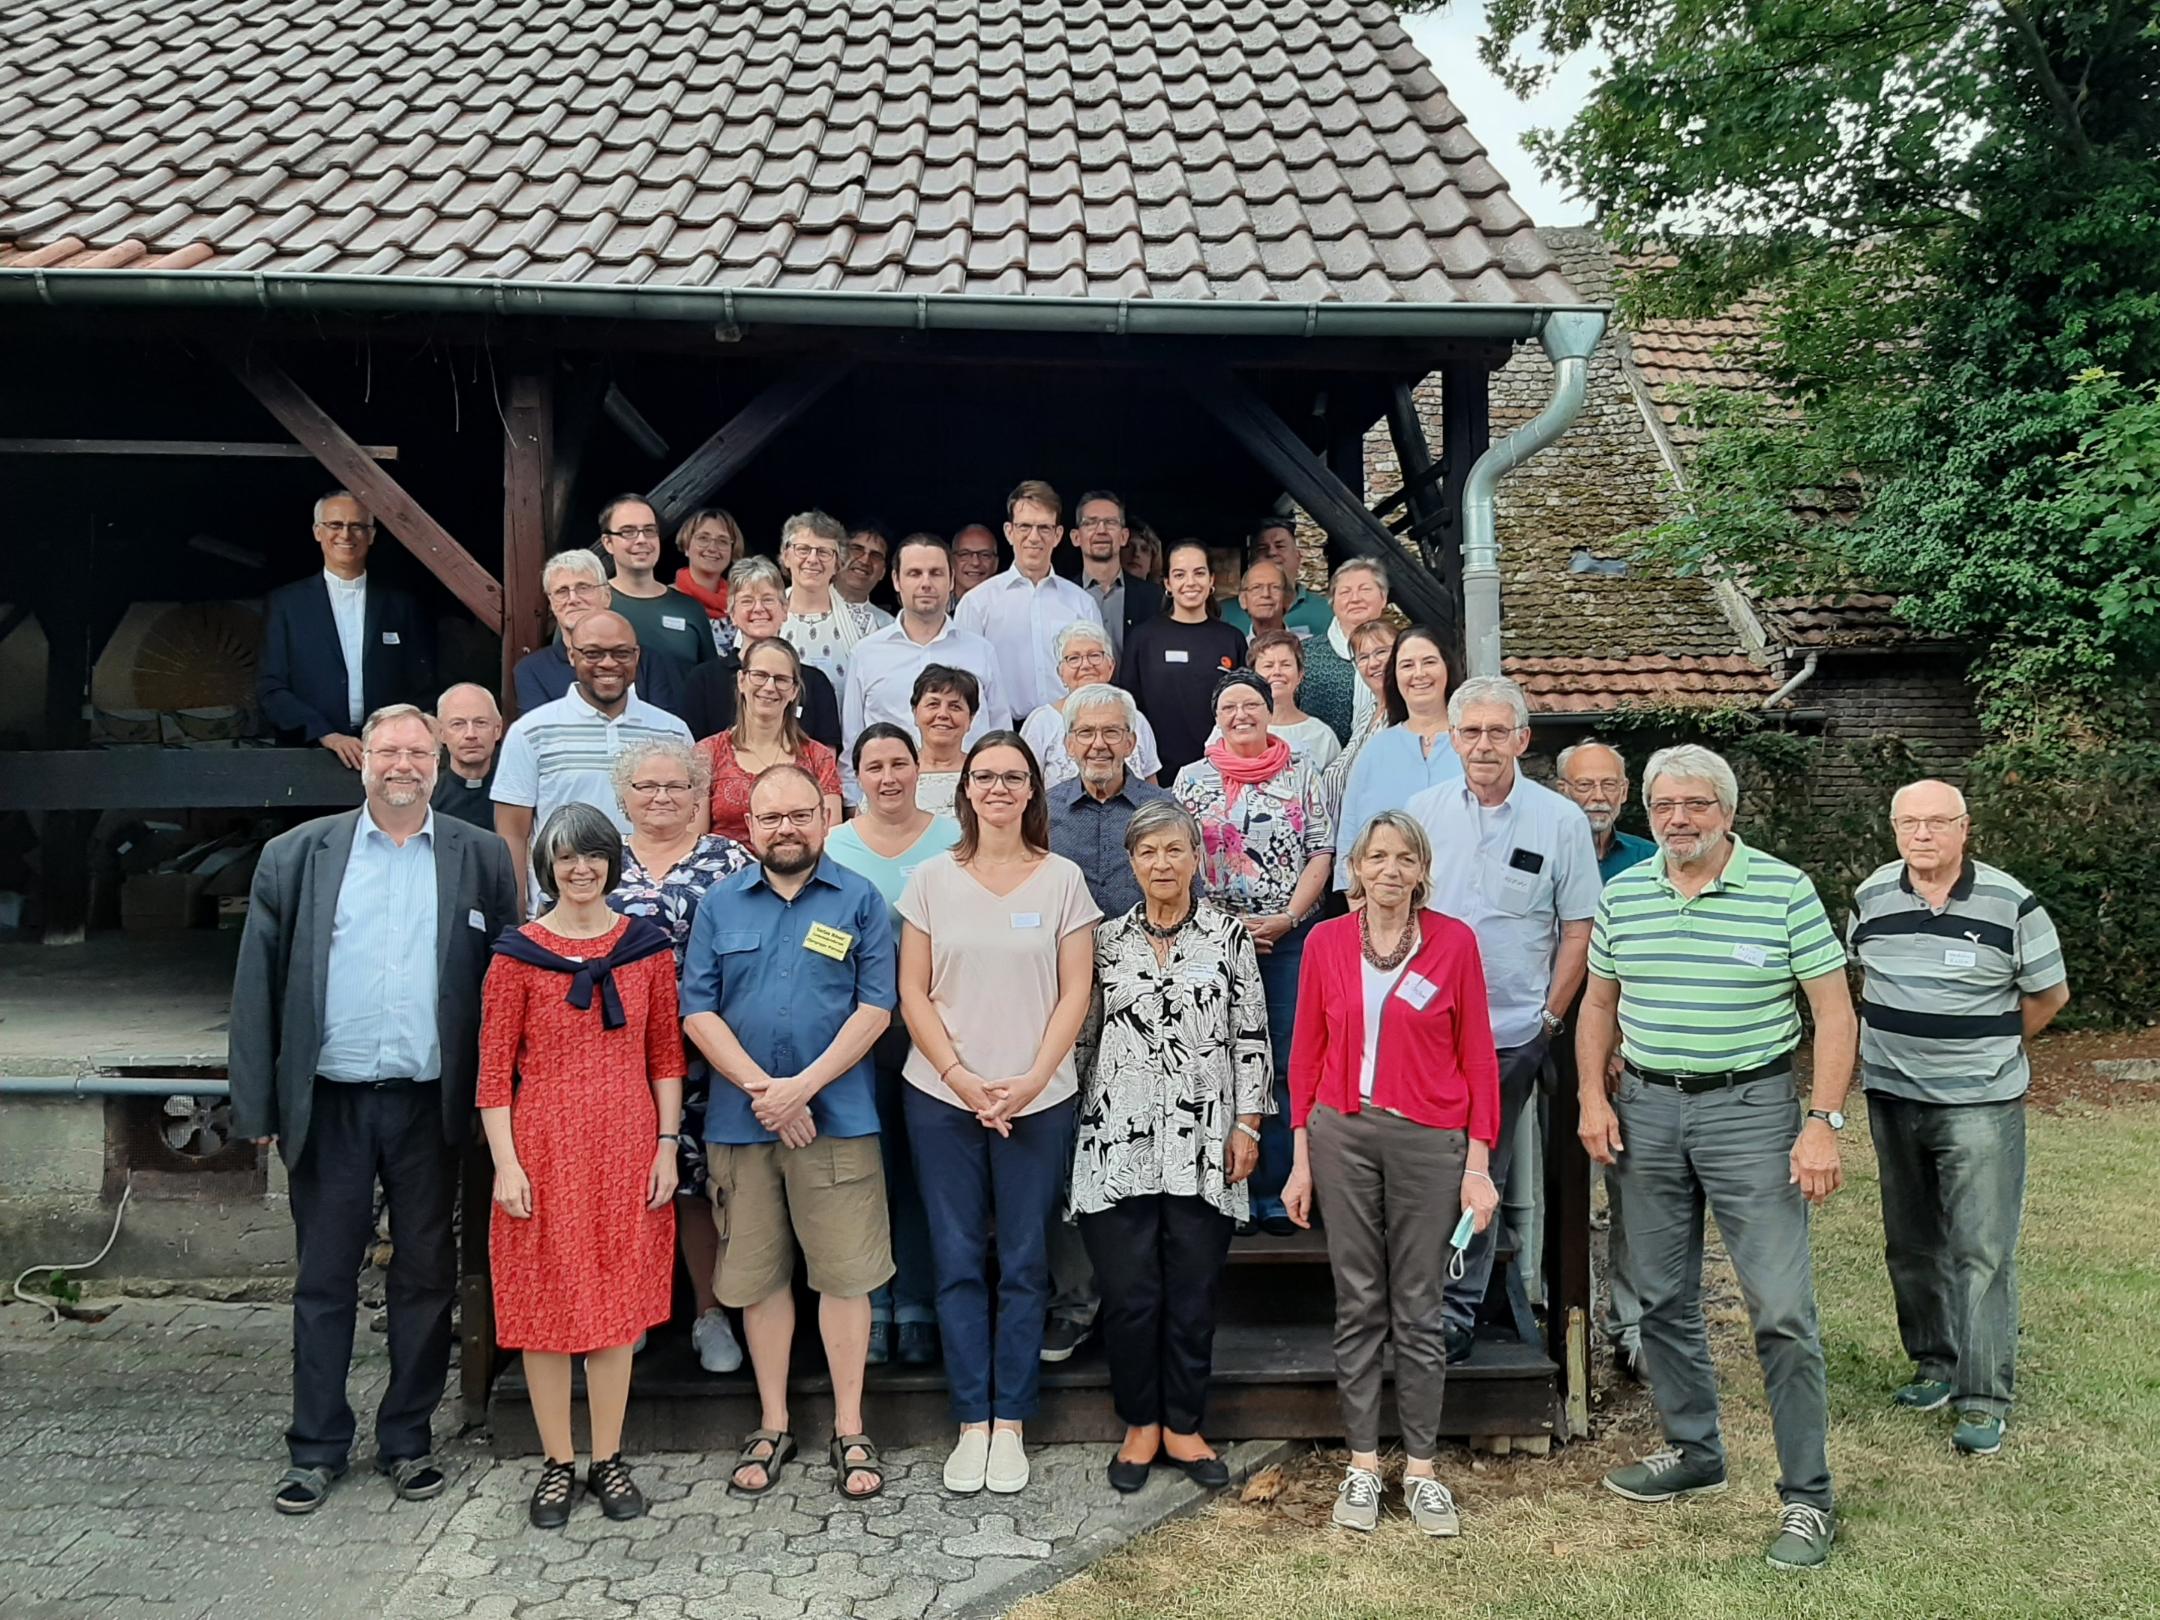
[1589,835,1846,1074]
[1847,859,2065,1104]
[491,684,692,845]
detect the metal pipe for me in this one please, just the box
[1461,309,1607,676]
[0,1076,228,1097]
[0,266,1604,341]
[1762,649,1820,711]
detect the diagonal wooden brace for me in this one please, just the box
[647,359,855,529]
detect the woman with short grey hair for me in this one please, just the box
[1072,797,1270,1495]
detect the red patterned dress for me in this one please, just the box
[477,917,683,1353]
[698,730,842,845]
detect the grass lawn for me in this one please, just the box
[1017,1092,2160,1620]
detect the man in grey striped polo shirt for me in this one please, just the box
[1849,779,2068,1459]
[1576,744,1857,1571]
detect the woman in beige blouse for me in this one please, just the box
[897,732,1100,1499]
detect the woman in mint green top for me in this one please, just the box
[824,722,958,1366]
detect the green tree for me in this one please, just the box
[1425,1,2160,733]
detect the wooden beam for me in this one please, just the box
[1178,368,1455,631]
[1548,1003,1596,1428]
[0,437,398,460]
[647,359,854,528]
[501,367,554,712]
[227,356,504,632]
[548,363,608,550]
[601,381,670,459]
[1437,363,1489,609]
[1387,381,1448,573]
[0,748,361,812]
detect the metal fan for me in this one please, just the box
[161,1094,236,1157]
[91,601,262,714]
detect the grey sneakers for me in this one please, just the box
[1765,1501,1836,1569]
[1403,1475,1460,1538]
[1329,1467,1463,1535]
[1330,1465,1383,1532]
[1602,1446,1730,1503]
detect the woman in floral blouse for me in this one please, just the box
[608,737,752,1375]
[1171,670,1333,1235]
[1074,800,1269,1496]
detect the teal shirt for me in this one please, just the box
[1220,589,1334,639]
[1598,829,1657,885]
[608,585,719,675]
[824,816,962,917]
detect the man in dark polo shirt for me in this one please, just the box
[1848,778,2068,1459]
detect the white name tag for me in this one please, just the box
[1291,627,1313,641]
[1396,971,1438,1011]
[1164,649,1189,663]
[661,614,688,631]
[1944,948,1978,968]
[1011,912,1041,929]
[1731,942,1768,969]
[381,630,401,645]
[467,908,486,931]
[1178,961,1218,986]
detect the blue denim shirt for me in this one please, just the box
[1047,772,1171,919]
[679,855,896,1143]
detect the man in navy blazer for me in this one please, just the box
[258,491,435,768]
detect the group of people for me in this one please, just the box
[230,483,2068,1568]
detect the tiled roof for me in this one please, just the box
[0,0,1577,306]
[1506,654,1783,713]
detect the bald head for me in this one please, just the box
[1889,777,1970,881]
[566,610,639,709]
[436,683,503,775]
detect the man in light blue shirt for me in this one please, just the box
[318,805,441,1083]
[1408,676,1600,1362]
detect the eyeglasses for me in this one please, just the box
[967,769,1032,791]
[1076,516,1122,531]
[630,780,692,798]
[1008,523,1058,539]
[742,670,798,691]
[750,808,823,831]
[1060,648,1111,666]
[1353,648,1393,668]
[1565,778,1626,797]
[546,582,606,603]
[604,524,661,541]
[366,746,432,764]
[317,520,375,536]
[1649,797,1722,818]
[1891,814,1967,834]
[1069,725,1129,744]
[955,548,997,563]
[571,646,638,664]
[1455,725,1523,744]
[789,545,840,563]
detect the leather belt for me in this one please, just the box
[317,1075,431,1091]
[1630,1059,1791,1096]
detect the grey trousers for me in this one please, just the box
[1441,1037,1546,1334]
[1868,1093,2026,1415]
[1612,1071,1833,1510]
[1598,1161,1644,1350]
[1309,1105,1467,1457]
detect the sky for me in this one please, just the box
[1399,8,1600,227]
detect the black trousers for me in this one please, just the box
[286,1080,458,1470]
[1079,1194,1235,1434]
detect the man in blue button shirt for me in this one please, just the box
[681,764,897,1500]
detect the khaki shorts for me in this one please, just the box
[706,1134,893,1307]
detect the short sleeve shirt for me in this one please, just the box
[895,852,1102,1114]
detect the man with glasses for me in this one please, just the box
[1222,518,1334,640]
[1070,490,1165,662]
[1406,676,1600,1365]
[230,704,517,1516]
[1848,779,2067,1459]
[596,492,718,679]
[838,526,897,626]
[259,490,434,769]
[682,763,898,1501]
[1576,744,1856,1571]
[1020,623,1163,788]
[514,548,685,721]
[492,609,691,910]
[956,479,1106,717]
[428,683,504,829]
[950,524,1002,601]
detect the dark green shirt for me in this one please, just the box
[608,586,719,676]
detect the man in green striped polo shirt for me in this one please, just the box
[1576,744,1857,1571]
[1849,779,2068,1459]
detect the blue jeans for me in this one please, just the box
[1250,919,1310,1219]
[906,1086,1076,1423]
[869,1059,936,1328]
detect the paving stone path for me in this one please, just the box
[0,1300,1286,1620]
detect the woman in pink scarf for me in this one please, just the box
[1170,669,1334,1233]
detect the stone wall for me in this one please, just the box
[1804,650,1988,805]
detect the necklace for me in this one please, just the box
[1138,905,1194,941]
[1360,907,1418,971]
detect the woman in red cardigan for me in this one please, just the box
[1283,808,1500,1539]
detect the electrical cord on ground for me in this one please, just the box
[12,1178,131,1326]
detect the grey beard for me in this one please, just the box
[1658,827,1727,866]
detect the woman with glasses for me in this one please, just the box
[1320,620,1402,818]
[779,510,885,683]
[1331,625,1462,891]
[695,636,842,845]
[1019,622,1163,788]
[909,664,979,814]
[670,508,743,655]
[608,739,753,1376]
[1295,559,1393,744]
[897,733,1101,1496]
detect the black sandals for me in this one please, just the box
[528,1459,579,1529]
[728,1429,797,1497]
[586,1453,647,1521]
[829,1433,886,1500]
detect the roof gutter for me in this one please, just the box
[0,267,1604,341]
[1462,309,1606,676]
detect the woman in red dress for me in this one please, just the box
[479,802,685,1530]
[695,635,842,842]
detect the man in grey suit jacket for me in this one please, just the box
[230,702,518,1515]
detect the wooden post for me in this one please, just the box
[647,360,854,528]
[1548,1003,1595,1428]
[1436,362,1489,664]
[501,367,554,713]
[36,514,95,943]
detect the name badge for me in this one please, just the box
[381,630,401,645]
[1177,960,1218,987]
[1731,942,1769,969]
[661,614,688,631]
[1164,649,1189,663]
[1011,912,1042,929]
[1396,971,1438,1011]
[1291,627,1313,641]
[1944,948,1978,968]
[804,922,854,960]
[467,908,486,931]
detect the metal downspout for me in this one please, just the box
[0,1076,229,1097]
[1762,649,1820,710]
[1461,309,1607,676]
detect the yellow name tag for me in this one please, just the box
[803,922,853,961]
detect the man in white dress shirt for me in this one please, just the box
[954,479,1105,718]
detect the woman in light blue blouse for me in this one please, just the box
[1331,626,1462,889]
[824,722,960,1367]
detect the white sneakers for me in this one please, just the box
[691,1309,743,1375]
[944,1426,1029,1494]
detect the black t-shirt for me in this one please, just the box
[675,652,842,749]
[1119,616,1247,781]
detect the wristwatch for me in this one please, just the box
[1806,1109,1845,1132]
[1539,1008,1565,1036]
[657,1131,689,1146]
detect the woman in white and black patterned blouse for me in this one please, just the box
[1072,799,1272,1497]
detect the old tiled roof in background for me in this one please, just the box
[0,0,1577,305]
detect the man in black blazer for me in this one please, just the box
[257,491,436,768]
[1072,488,1166,663]
[230,703,518,1515]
